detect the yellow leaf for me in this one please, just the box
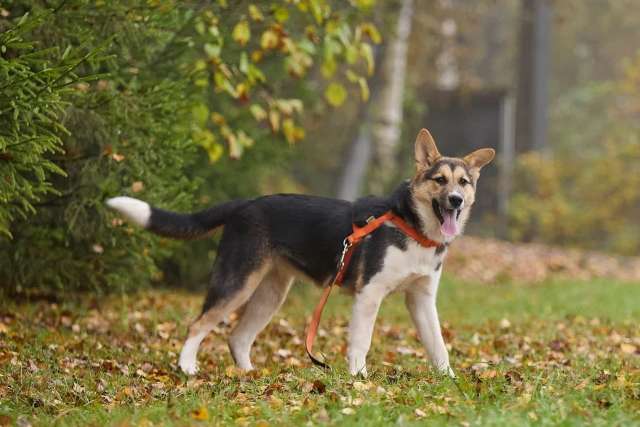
[325,82,347,107]
[355,0,375,10]
[232,20,251,46]
[268,109,280,132]
[205,141,223,163]
[251,50,263,63]
[211,112,226,126]
[282,118,296,144]
[237,130,254,148]
[250,104,267,121]
[621,343,637,354]
[321,58,336,78]
[191,406,209,421]
[273,7,289,23]
[358,77,369,101]
[260,30,279,50]
[358,22,382,44]
[248,4,263,21]
[360,43,374,75]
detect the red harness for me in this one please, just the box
[305,210,441,368]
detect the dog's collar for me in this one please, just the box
[305,210,441,368]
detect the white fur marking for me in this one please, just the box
[346,235,452,376]
[179,331,207,375]
[106,196,151,228]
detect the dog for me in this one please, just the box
[107,129,494,377]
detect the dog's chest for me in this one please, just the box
[372,240,444,291]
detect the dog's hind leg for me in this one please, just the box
[228,267,294,370]
[178,259,272,375]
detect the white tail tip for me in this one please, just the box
[106,196,151,228]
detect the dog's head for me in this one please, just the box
[410,129,495,241]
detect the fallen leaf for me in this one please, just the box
[415,408,426,417]
[111,153,125,162]
[131,181,144,193]
[620,343,637,354]
[311,380,326,394]
[341,407,355,415]
[479,369,498,379]
[191,406,209,421]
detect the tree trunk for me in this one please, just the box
[368,0,414,194]
[516,0,551,153]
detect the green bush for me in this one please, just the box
[0,1,378,294]
[0,13,73,238]
[509,58,640,255]
[0,4,199,293]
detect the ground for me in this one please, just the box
[1,278,639,426]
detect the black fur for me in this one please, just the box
[149,200,249,239]
[146,181,436,310]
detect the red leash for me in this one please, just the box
[305,211,441,368]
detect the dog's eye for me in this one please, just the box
[434,176,447,185]
[459,177,470,186]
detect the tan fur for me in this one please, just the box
[187,260,273,337]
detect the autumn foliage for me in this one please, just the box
[0,1,378,293]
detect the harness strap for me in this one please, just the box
[305,210,441,368]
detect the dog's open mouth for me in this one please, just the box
[432,200,460,237]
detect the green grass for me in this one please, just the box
[1,277,639,426]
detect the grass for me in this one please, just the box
[0,277,639,426]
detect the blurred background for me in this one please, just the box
[1,0,639,294]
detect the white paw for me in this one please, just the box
[179,357,199,375]
[237,364,254,372]
[446,366,456,379]
[349,365,368,378]
[434,362,454,378]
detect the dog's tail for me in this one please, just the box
[106,196,248,239]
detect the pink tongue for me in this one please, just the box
[441,210,458,237]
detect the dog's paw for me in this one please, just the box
[446,366,456,379]
[349,365,368,378]
[179,358,199,375]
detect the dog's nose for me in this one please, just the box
[448,194,463,209]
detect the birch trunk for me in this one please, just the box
[368,0,414,194]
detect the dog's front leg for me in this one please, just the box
[347,283,387,377]
[405,275,455,378]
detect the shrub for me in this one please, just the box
[0,4,199,293]
[0,1,379,293]
[509,61,640,255]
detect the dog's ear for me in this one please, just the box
[463,148,495,170]
[415,129,440,170]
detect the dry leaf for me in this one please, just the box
[620,343,637,354]
[191,406,209,421]
[131,181,144,193]
[111,153,125,162]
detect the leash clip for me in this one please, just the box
[337,238,351,271]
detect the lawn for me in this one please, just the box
[1,277,639,426]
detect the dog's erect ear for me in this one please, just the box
[415,129,441,170]
[463,148,495,170]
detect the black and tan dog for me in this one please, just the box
[107,129,494,377]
